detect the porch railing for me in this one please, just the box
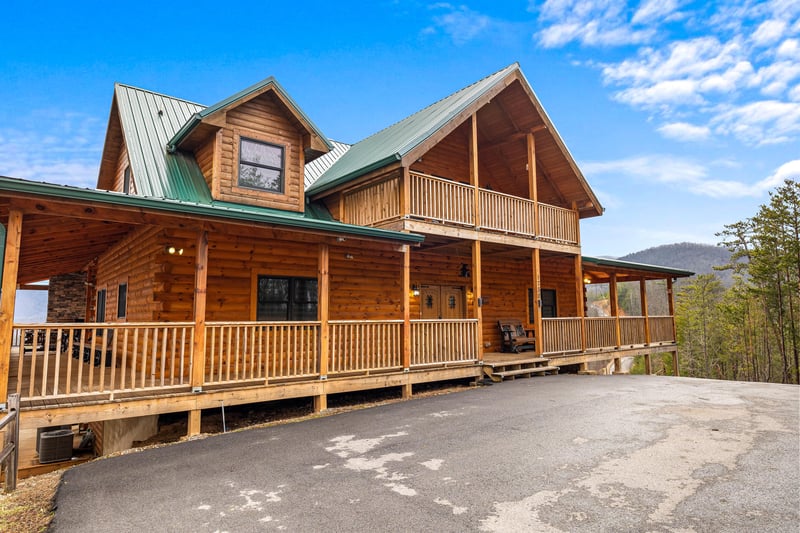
[649,316,676,343]
[541,318,583,354]
[479,189,536,236]
[584,317,617,349]
[11,322,194,399]
[409,172,474,226]
[619,317,647,346]
[205,322,320,383]
[538,203,579,244]
[329,320,403,374]
[411,319,478,366]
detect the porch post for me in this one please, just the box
[531,248,543,356]
[574,255,586,352]
[640,278,652,375]
[316,243,329,411]
[470,113,480,229]
[0,209,22,408]
[401,245,412,398]
[528,133,538,236]
[667,278,679,376]
[610,273,621,373]
[472,240,483,363]
[189,230,208,436]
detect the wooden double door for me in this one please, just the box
[419,285,465,319]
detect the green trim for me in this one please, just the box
[0,176,424,244]
[582,255,694,278]
[168,77,333,153]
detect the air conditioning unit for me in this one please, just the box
[39,429,74,463]
[36,425,70,453]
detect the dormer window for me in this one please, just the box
[238,137,284,193]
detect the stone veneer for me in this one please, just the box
[47,272,87,322]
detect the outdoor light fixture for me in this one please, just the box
[167,246,184,255]
[583,276,591,284]
[459,263,471,278]
[411,285,420,297]
[345,253,354,260]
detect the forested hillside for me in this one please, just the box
[619,242,733,286]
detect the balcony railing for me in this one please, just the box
[542,315,677,355]
[410,174,474,226]
[329,320,403,374]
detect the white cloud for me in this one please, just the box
[424,4,504,45]
[0,110,101,188]
[536,0,656,48]
[582,155,798,198]
[751,19,787,46]
[657,122,711,141]
[711,100,800,145]
[631,0,685,25]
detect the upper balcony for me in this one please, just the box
[340,171,580,249]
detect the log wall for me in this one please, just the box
[213,92,305,212]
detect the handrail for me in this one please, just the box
[0,394,20,492]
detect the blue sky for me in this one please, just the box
[1,0,798,257]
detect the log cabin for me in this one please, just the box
[0,63,692,474]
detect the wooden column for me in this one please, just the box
[610,273,621,373]
[575,255,586,352]
[470,113,480,229]
[401,246,412,398]
[527,132,538,236]
[316,243,330,412]
[472,240,483,362]
[531,249,543,356]
[0,210,22,407]
[640,278,652,374]
[189,230,208,436]
[667,278,679,376]
[401,166,411,220]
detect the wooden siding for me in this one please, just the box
[214,92,305,211]
[95,226,160,322]
[110,143,136,194]
[195,135,216,194]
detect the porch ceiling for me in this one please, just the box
[1,210,134,284]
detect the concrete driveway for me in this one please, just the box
[50,375,799,532]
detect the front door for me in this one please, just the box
[420,285,465,319]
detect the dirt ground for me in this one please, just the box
[0,380,474,532]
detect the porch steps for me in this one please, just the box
[482,357,559,382]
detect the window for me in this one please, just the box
[257,276,317,321]
[238,137,284,193]
[123,165,131,194]
[528,288,557,321]
[117,283,128,319]
[96,289,107,322]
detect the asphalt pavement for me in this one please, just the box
[50,375,799,532]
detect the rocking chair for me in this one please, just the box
[498,319,536,353]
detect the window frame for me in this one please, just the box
[528,288,557,321]
[123,165,132,194]
[117,282,128,319]
[96,288,107,322]
[237,136,285,194]
[256,275,318,321]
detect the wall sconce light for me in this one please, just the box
[459,263,471,278]
[167,246,184,255]
[583,277,591,284]
[345,253,354,260]
[411,285,420,297]
[336,236,347,242]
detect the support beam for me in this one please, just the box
[317,243,330,412]
[472,240,483,362]
[469,113,481,228]
[531,248,543,356]
[0,210,22,407]
[190,230,208,397]
[402,246,411,370]
[575,255,586,352]
[527,133,538,236]
[610,273,620,348]
[667,278,679,376]
[640,278,651,345]
[188,409,201,437]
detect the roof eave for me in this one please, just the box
[582,255,695,278]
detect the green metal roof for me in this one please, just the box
[115,84,212,203]
[168,76,333,153]
[582,255,694,278]
[0,175,424,244]
[306,63,520,196]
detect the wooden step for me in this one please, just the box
[483,357,549,369]
[484,365,559,382]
